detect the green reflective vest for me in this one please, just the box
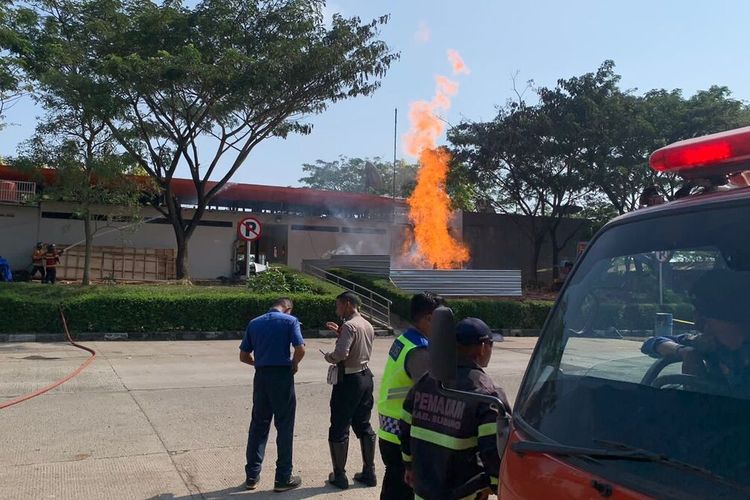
[377,329,428,444]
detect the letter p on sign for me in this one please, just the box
[238,217,262,241]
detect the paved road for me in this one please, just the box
[0,337,536,500]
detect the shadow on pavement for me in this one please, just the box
[147,481,374,499]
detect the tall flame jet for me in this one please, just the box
[402,50,470,269]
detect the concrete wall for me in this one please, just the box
[285,217,393,270]
[462,212,590,284]
[0,205,41,269]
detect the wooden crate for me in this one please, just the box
[57,245,176,281]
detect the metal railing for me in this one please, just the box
[0,180,36,204]
[302,263,392,329]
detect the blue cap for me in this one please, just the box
[455,317,492,345]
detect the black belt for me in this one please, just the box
[343,367,371,376]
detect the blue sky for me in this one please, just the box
[3,0,750,187]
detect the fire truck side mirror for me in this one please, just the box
[429,306,457,384]
[497,405,511,456]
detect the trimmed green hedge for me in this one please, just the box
[331,268,554,330]
[594,302,694,331]
[0,281,339,334]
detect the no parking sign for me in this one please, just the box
[238,217,262,241]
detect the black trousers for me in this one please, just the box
[44,268,57,284]
[246,366,296,482]
[328,368,375,443]
[379,438,413,500]
[31,266,45,280]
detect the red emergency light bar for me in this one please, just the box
[649,126,750,176]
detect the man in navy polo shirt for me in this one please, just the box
[240,297,306,492]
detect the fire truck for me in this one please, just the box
[431,126,750,499]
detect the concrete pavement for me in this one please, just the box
[0,338,537,500]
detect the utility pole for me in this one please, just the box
[393,108,398,200]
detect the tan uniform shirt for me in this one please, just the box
[326,312,375,374]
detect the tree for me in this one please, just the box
[450,96,592,283]
[299,156,416,197]
[0,0,28,133]
[533,61,653,216]
[15,97,144,285]
[7,0,397,279]
[444,160,478,212]
[560,62,750,214]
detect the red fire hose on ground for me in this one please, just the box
[0,309,96,410]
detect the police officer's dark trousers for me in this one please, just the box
[246,366,296,482]
[328,368,375,487]
[379,439,413,500]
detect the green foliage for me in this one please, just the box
[0,281,340,333]
[330,269,553,330]
[247,266,342,295]
[448,60,750,282]
[444,161,478,212]
[575,201,619,238]
[299,156,417,198]
[450,61,750,219]
[0,0,28,132]
[592,302,695,332]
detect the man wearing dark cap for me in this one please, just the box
[400,318,511,500]
[323,291,377,489]
[642,269,750,396]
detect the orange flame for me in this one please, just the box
[447,49,470,75]
[401,52,470,269]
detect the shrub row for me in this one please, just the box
[247,266,343,295]
[0,283,338,334]
[331,269,554,330]
[593,302,694,331]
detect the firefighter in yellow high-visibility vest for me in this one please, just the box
[376,292,445,499]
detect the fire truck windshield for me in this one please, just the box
[516,200,750,496]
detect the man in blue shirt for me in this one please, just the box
[240,297,305,492]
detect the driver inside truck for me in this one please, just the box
[640,269,750,396]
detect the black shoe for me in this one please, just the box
[328,471,349,490]
[274,475,302,492]
[353,435,377,487]
[353,469,377,487]
[327,440,350,490]
[245,476,259,490]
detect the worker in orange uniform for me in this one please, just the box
[43,244,63,284]
[31,242,46,282]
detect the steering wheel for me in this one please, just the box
[650,373,729,395]
[643,357,730,394]
[640,357,676,385]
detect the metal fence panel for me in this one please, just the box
[0,180,36,204]
[302,254,390,277]
[389,269,522,297]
